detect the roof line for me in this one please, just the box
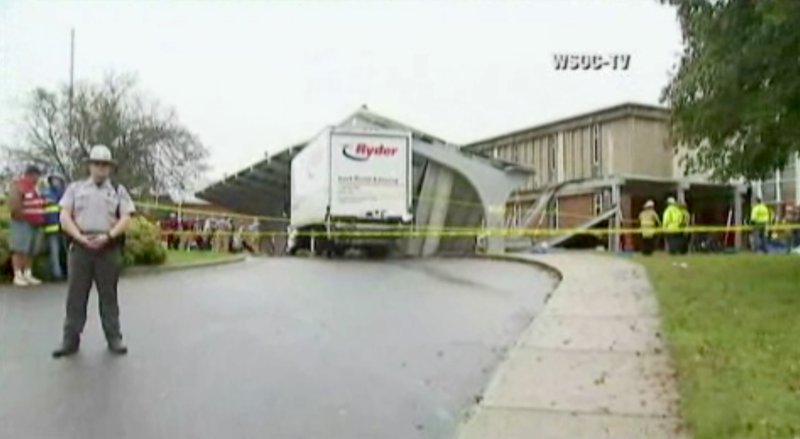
[465,102,669,148]
[344,106,450,145]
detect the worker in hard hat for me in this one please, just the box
[662,196,683,255]
[750,197,772,253]
[638,200,660,256]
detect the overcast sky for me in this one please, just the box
[1,0,682,186]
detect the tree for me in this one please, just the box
[3,73,209,195]
[662,0,800,180]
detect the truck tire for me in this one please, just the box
[364,245,390,259]
[325,243,348,258]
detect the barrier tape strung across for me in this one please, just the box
[5,200,797,238]
[6,199,795,239]
[107,223,800,239]
[134,201,507,232]
[134,201,507,224]
[134,201,290,223]
[135,201,610,229]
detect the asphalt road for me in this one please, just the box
[0,257,556,439]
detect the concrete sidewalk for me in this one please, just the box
[459,253,687,439]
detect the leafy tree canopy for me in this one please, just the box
[662,0,800,180]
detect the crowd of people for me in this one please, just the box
[157,213,264,254]
[5,165,69,285]
[4,164,271,286]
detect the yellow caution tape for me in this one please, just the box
[5,199,797,240]
[143,223,800,239]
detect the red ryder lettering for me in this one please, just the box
[343,143,398,161]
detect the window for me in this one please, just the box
[593,192,603,216]
[520,141,528,164]
[528,142,535,165]
[537,140,544,186]
[548,135,557,181]
[591,123,602,166]
[548,198,560,229]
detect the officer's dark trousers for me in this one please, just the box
[641,236,655,255]
[63,243,123,342]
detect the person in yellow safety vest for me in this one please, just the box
[43,174,68,280]
[662,197,684,255]
[638,200,660,256]
[750,197,772,253]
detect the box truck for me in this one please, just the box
[287,127,413,257]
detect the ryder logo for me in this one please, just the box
[342,143,398,161]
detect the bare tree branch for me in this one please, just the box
[2,73,208,192]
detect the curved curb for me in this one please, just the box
[477,252,564,282]
[122,254,247,277]
[475,253,563,308]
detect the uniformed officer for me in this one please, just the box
[52,145,135,358]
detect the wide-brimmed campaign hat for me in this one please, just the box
[87,145,116,164]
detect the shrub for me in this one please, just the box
[122,216,167,266]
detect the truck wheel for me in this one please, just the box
[333,245,347,257]
[364,246,390,259]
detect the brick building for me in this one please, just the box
[464,103,744,250]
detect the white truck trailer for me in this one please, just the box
[287,127,413,257]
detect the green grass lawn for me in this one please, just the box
[164,249,240,267]
[636,254,800,439]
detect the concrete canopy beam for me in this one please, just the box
[411,140,529,254]
[420,164,455,256]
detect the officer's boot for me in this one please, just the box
[107,337,128,355]
[52,336,80,358]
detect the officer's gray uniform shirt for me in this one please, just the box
[59,178,136,232]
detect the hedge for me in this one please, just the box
[122,216,167,266]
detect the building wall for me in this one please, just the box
[466,104,681,236]
[556,194,594,229]
[759,153,800,208]
[606,116,672,178]
[487,122,604,187]
[632,117,673,178]
[562,124,600,180]
[606,118,633,176]
[478,112,673,194]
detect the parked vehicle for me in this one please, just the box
[287,127,413,257]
